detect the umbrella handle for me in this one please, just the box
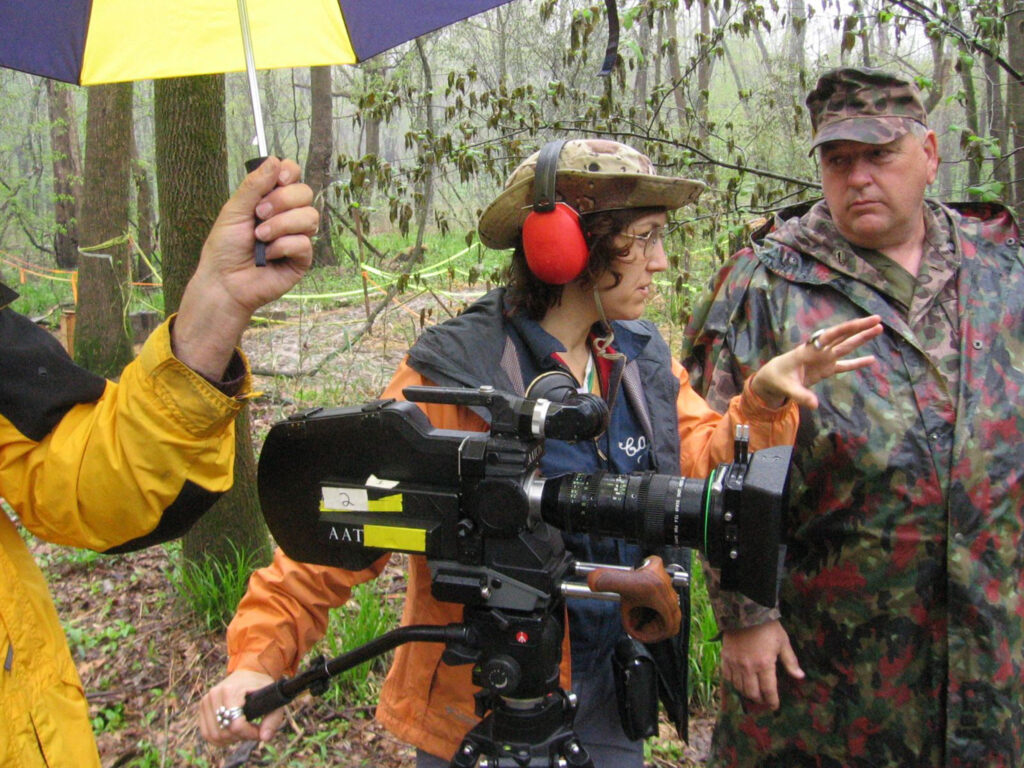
[244,156,269,267]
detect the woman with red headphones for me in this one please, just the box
[201,139,881,766]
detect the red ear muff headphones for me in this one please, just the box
[521,140,590,285]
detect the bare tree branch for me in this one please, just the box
[892,0,1024,85]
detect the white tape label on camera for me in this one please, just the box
[321,486,403,513]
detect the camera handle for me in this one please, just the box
[568,561,689,593]
[242,624,472,720]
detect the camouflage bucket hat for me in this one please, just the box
[806,67,928,151]
[477,139,704,249]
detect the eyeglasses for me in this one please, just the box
[619,223,679,261]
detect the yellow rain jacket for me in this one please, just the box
[0,284,248,767]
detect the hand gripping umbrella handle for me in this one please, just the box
[244,156,269,267]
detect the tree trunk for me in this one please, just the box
[985,54,1011,194]
[876,12,892,61]
[696,1,713,147]
[752,26,775,79]
[664,4,688,120]
[154,74,271,569]
[412,39,435,261]
[262,71,283,158]
[45,81,82,271]
[922,19,953,196]
[1006,0,1024,216]
[947,4,982,195]
[130,128,156,284]
[924,27,949,114]
[633,5,651,115]
[958,58,983,194]
[76,83,133,376]
[306,65,337,268]
[788,0,807,73]
[857,0,872,68]
[365,116,381,157]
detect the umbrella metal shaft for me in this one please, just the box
[236,0,268,157]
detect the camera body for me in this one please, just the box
[258,385,791,611]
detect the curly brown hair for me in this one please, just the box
[504,207,665,320]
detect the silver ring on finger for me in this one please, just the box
[807,329,826,351]
[216,705,244,730]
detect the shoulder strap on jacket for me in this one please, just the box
[621,359,654,445]
[499,336,526,396]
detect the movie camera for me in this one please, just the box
[244,385,792,767]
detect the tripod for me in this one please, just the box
[243,598,594,768]
[445,604,593,768]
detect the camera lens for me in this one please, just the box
[539,472,711,551]
[535,446,791,609]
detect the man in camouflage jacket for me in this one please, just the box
[683,67,1024,767]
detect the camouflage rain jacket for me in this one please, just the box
[682,199,1024,767]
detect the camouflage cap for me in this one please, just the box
[806,67,928,151]
[477,138,704,249]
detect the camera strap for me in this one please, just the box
[499,336,527,395]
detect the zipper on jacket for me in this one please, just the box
[4,641,12,671]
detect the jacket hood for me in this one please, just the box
[406,288,514,392]
[763,200,835,256]
[407,287,656,390]
[749,198,989,287]
[744,200,844,286]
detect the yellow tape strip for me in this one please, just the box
[364,524,426,552]
[367,496,403,513]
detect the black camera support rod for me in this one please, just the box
[242,624,472,721]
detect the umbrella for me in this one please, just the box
[0,1,525,156]
[0,0,619,262]
[0,1,523,262]
[0,0,620,147]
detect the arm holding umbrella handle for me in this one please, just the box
[244,156,269,267]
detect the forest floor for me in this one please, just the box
[32,283,715,767]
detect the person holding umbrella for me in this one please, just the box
[200,139,881,766]
[0,157,317,767]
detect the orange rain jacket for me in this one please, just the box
[0,289,247,768]
[227,351,797,760]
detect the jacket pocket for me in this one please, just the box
[0,628,46,768]
[30,655,99,768]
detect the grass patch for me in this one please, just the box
[308,581,402,706]
[91,702,127,734]
[688,564,721,712]
[7,273,74,318]
[164,541,262,632]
